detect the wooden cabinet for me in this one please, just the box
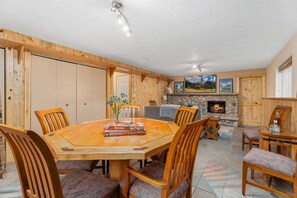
[31,56,106,135]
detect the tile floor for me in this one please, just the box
[0,127,294,198]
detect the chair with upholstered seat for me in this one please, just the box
[122,117,209,198]
[146,106,199,166]
[242,105,292,151]
[0,124,119,198]
[242,148,297,197]
[35,108,104,174]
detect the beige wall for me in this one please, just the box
[266,33,297,97]
[171,68,266,94]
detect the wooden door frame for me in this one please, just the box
[238,75,266,126]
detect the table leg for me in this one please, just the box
[109,160,130,182]
[261,136,269,151]
[291,143,297,160]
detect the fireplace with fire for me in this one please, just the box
[207,101,226,114]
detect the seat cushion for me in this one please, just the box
[243,148,296,177]
[243,128,260,140]
[56,160,97,172]
[61,169,119,198]
[120,161,189,198]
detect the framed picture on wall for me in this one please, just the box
[184,74,217,93]
[219,78,233,93]
[174,81,184,94]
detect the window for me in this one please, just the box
[275,57,293,97]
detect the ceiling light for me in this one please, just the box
[117,15,123,24]
[111,0,132,37]
[123,25,129,32]
[126,32,131,37]
[192,65,197,69]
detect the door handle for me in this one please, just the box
[84,103,87,105]
[66,104,69,106]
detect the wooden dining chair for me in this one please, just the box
[149,100,157,106]
[0,124,119,198]
[35,108,105,174]
[174,106,199,127]
[242,105,292,151]
[147,106,199,166]
[121,105,140,118]
[242,148,297,198]
[122,117,209,198]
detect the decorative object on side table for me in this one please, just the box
[204,117,220,140]
[219,78,233,93]
[184,74,217,93]
[174,81,184,94]
[107,93,128,123]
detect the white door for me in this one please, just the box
[0,48,4,124]
[116,75,129,98]
[31,55,57,135]
[57,61,77,124]
[91,67,106,120]
[77,65,94,122]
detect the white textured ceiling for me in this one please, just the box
[1,0,297,76]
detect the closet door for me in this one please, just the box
[77,65,106,122]
[91,67,106,120]
[77,65,93,122]
[31,55,57,135]
[57,61,77,124]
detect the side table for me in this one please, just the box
[205,117,220,140]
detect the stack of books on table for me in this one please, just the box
[104,121,146,137]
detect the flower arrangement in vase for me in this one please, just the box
[107,93,128,123]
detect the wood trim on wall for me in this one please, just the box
[0,28,173,82]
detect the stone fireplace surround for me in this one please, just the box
[167,93,239,127]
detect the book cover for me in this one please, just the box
[104,121,144,131]
[105,130,146,137]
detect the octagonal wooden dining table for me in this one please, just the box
[43,118,179,181]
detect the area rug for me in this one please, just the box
[218,126,234,140]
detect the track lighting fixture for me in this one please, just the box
[111,0,132,36]
[192,64,202,72]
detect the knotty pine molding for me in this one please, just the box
[0,28,173,82]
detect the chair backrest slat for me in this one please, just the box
[162,118,208,197]
[174,107,198,127]
[0,125,63,198]
[121,105,140,118]
[269,105,292,128]
[35,108,70,135]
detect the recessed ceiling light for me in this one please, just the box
[192,65,198,69]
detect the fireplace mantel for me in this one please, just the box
[167,93,239,96]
